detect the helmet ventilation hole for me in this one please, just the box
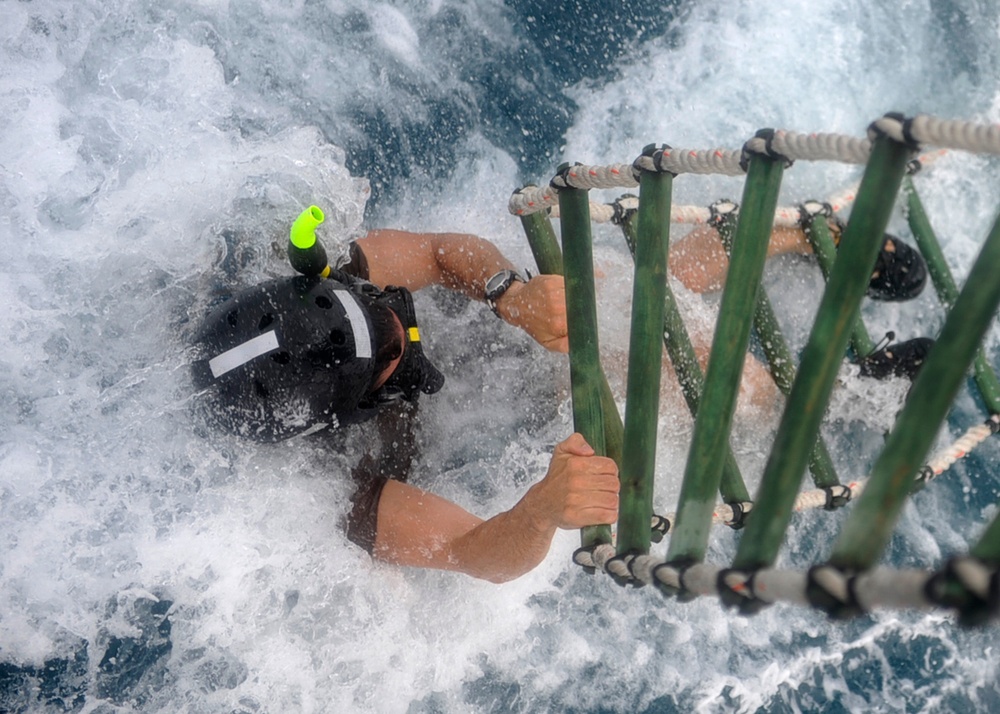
[330,329,346,346]
[253,380,269,398]
[315,295,333,309]
[258,313,274,330]
[270,351,291,365]
[227,310,239,327]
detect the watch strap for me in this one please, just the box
[484,269,525,317]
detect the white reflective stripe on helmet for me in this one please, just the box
[333,290,372,359]
[209,330,280,378]
[207,290,371,379]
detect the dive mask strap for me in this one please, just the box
[373,286,445,401]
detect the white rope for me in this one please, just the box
[507,114,981,218]
[658,416,998,530]
[923,418,997,480]
[507,131,871,217]
[873,115,1000,155]
[546,200,707,225]
[571,416,998,573]
[546,200,806,227]
[596,555,997,617]
[633,148,745,176]
[509,163,639,217]
[523,148,946,225]
[616,557,965,612]
[769,130,872,164]
[590,543,617,571]
[550,162,639,191]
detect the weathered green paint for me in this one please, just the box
[732,135,913,571]
[666,151,785,564]
[518,211,625,466]
[716,216,840,489]
[620,215,750,504]
[557,186,612,548]
[904,177,1000,416]
[617,168,672,555]
[970,505,1000,564]
[802,216,876,357]
[830,209,1000,571]
[519,210,564,276]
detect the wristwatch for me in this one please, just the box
[484,269,526,317]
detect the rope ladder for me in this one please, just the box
[511,113,1000,625]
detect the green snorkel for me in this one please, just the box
[288,205,331,277]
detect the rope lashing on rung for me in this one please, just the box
[918,415,1000,484]
[872,115,1000,155]
[569,415,1000,572]
[925,556,1000,626]
[548,148,947,226]
[507,123,961,218]
[573,543,617,573]
[601,555,1000,618]
[650,514,670,542]
[928,557,996,603]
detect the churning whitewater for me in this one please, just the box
[1,0,999,712]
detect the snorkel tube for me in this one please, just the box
[288,205,331,277]
[287,204,446,403]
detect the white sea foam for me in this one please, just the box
[1,0,999,712]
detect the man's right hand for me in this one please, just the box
[372,432,619,583]
[523,433,619,532]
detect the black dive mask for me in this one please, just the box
[370,285,446,402]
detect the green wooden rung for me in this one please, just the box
[801,215,877,358]
[517,211,625,468]
[616,156,672,555]
[970,505,1000,565]
[732,133,913,572]
[556,182,612,549]
[618,212,751,506]
[904,176,1000,416]
[667,144,786,566]
[830,208,1000,571]
[714,212,841,490]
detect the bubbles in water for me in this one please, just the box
[3,0,1000,711]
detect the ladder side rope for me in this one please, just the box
[553,149,946,225]
[509,167,636,218]
[769,130,872,164]
[509,129,869,216]
[554,198,831,227]
[573,415,999,571]
[633,147,746,176]
[551,162,640,191]
[507,120,959,218]
[876,115,1000,156]
[592,545,997,621]
[628,558,998,619]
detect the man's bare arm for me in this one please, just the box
[357,229,568,352]
[669,224,814,293]
[371,433,619,583]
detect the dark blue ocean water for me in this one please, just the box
[1,0,999,711]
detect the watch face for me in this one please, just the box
[486,270,513,296]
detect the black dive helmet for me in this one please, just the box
[192,206,443,441]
